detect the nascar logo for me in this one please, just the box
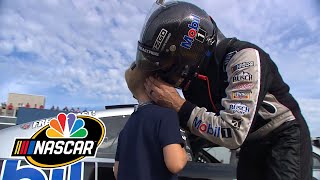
[231,61,254,73]
[11,113,106,168]
[12,140,94,155]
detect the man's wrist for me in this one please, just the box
[172,98,186,112]
[177,101,196,129]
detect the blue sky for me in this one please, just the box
[0,0,319,136]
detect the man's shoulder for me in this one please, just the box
[219,38,271,69]
[227,38,268,56]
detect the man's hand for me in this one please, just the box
[144,76,186,112]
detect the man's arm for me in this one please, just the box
[146,48,263,149]
[113,161,119,180]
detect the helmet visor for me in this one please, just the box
[135,41,172,71]
[135,49,160,71]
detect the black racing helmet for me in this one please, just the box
[136,1,219,88]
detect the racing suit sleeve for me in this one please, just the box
[178,48,261,149]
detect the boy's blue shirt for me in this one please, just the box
[115,104,184,180]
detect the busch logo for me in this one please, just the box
[232,71,253,82]
[229,103,250,115]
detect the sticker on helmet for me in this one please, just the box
[138,45,159,57]
[180,14,207,49]
[153,28,168,50]
[195,28,206,43]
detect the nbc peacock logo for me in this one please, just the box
[46,113,88,138]
[11,113,106,168]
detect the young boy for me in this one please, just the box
[113,63,187,180]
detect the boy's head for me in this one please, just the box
[125,62,152,99]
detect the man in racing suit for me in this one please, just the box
[137,1,313,179]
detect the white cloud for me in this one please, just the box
[297,98,320,137]
[0,0,319,134]
[0,41,13,55]
[0,0,146,107]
